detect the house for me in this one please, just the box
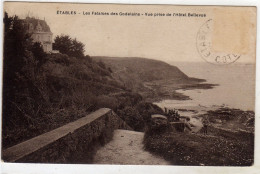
[22,17,53,52]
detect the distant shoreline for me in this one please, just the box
[144,78,218,103]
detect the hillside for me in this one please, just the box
[94,56,216,101]
[144,107,254,166]
[144,127,254,166]
[3,13,168,149]
[94,57,189,82]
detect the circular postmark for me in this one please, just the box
[196,19,240,65]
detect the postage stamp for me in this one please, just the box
[196,19,241,65]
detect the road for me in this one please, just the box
[93,129,170,165]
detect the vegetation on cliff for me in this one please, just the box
[3,13,254,167]
[2,13,163,148]
[95,56,217,101]
[143,108,254,166]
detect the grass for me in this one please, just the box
[144,107,255,166]
[2,52,165,149]
[144,126,254,166]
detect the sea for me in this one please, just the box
[155,61,255,112]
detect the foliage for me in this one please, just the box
[117,106,144,131]
[2,13,164,149]
[3,13,49,147]
[3,13,32,79]
[31,42,47,68]
[143,107,255,166]
[144,127,254,166]
[53,35,85,58]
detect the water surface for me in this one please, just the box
[155,62,255,112]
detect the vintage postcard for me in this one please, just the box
[1,1,258,171]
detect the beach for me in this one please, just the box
[154,62,255,132]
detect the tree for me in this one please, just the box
[3,13,47,147]
[3,12,33,78]
[31,42,47,68]
[71,38,85,58]
[3,12,34,105]
[53,35,85,58]
[52,35,71,55]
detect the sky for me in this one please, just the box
[4,2,256,63]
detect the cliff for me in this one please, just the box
[94,56,216,101]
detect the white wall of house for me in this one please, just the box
[32,32,53,52]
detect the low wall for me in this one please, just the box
[2,108,132,163]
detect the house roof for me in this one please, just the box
[22,17,51,33]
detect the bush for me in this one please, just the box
[136,102,164,122]
[49,53,70,66]
[31,42,47,67]
[143,126,254,166]
[95,95,119,110]
[53,35,85,58]
[2,12,166,149]
[116,106,144,131]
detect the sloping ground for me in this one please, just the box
[93,129,170,165]
[144,127,254,166]
[94,57,189,82]
[94,56,216,101]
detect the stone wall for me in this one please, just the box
[2,108,132,163]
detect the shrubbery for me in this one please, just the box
[2,13,163,149]
[53,35,85,58]
[143,127,254,166]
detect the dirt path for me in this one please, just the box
[93,129,170,165]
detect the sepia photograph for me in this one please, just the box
[1,1,257,169]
